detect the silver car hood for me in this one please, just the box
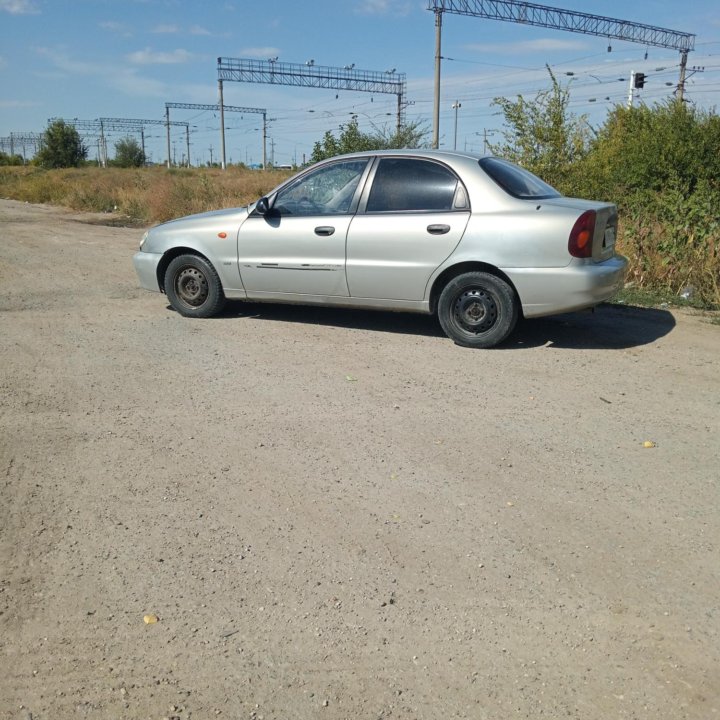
[158,206,249,229]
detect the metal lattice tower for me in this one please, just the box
[165,102,267,168]
[216,57,408,169]
[427,0,696,147]
[49,119,102,132]
[0,132,43,160]
[99,117,190,168]
[49,118,103,138]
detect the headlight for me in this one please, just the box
[139,231,149,250]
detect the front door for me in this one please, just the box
[237,159,369,298]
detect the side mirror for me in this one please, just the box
[255,196,270,215]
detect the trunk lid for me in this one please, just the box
[543,198,618,262]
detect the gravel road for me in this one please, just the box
[1,198,719,720]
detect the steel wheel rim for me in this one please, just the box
[452,287,498,335]
[175,266,209,308]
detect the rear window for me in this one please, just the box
[479,157,561,200]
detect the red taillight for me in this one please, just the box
[568,210,596,258]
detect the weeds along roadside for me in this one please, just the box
[0,165,291,224]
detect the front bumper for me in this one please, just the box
[133,251,163,293]
[507,255,627,318]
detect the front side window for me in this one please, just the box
[273,159,368,216]
[366,158,460,213]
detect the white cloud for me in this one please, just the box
[152,24,180,34]
[111,72,169,98]
[149,24,213,37]
[36,46,98,75]
[35,46,172,100]
[100,21,132,36]
[238,47,281,59]
[0,0,39,14]
[0,99,39,108]
[126,48,194,65]
[355,0,412,15]
[465,38,589,54]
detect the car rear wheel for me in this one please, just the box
[437,272,518,348]
[164,254,226,318]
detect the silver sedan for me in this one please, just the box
[133,150,627,348]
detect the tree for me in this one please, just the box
[0,151,24,166]
[310,117,428,163]
[581,100,720,200]
[113,136,146,168]
[489,67,591,191]
[375,121,428,151]
[36,119,87,168]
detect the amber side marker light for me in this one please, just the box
[218,232,227,238]
[568,210,596,258]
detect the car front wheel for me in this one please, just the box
[164,254,226,318]
[437,271,518,348]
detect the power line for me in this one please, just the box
[216,57,408,169]
[428,0,696,146]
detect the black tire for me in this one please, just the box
[437,271,518,348]
[164,254,226,318]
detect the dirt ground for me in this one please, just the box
[1,198,719,720]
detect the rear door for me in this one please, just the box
[346,157,470,301]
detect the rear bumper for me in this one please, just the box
[133,251,163,293]
[507,255,627,318]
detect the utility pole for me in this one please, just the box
[99,120,107,168]
[483,129,492,154]
[209,146,213,166]
[452,101,461,150]
[165,107,171,168]
[677,50,688,102]
[432,8,443,149]
[218,78,226,170]
[262,112,268,169]
[676,59,704,102]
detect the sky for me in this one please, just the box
[1,0,719,166]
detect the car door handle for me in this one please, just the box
[314,226,335,236]
[427,224,451,235]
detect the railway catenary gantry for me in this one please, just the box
[0,132,43,161]
[99,117,190,168]
[428,0,696,148]
[165,102,268,169]
[216,57,408,170]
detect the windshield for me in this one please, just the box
[479,157,561,200]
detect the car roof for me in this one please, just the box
[329,148,485,162]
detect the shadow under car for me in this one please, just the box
[183,301,676,351]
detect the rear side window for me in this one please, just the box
[480,157,561,199]
[366,158,460,212]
